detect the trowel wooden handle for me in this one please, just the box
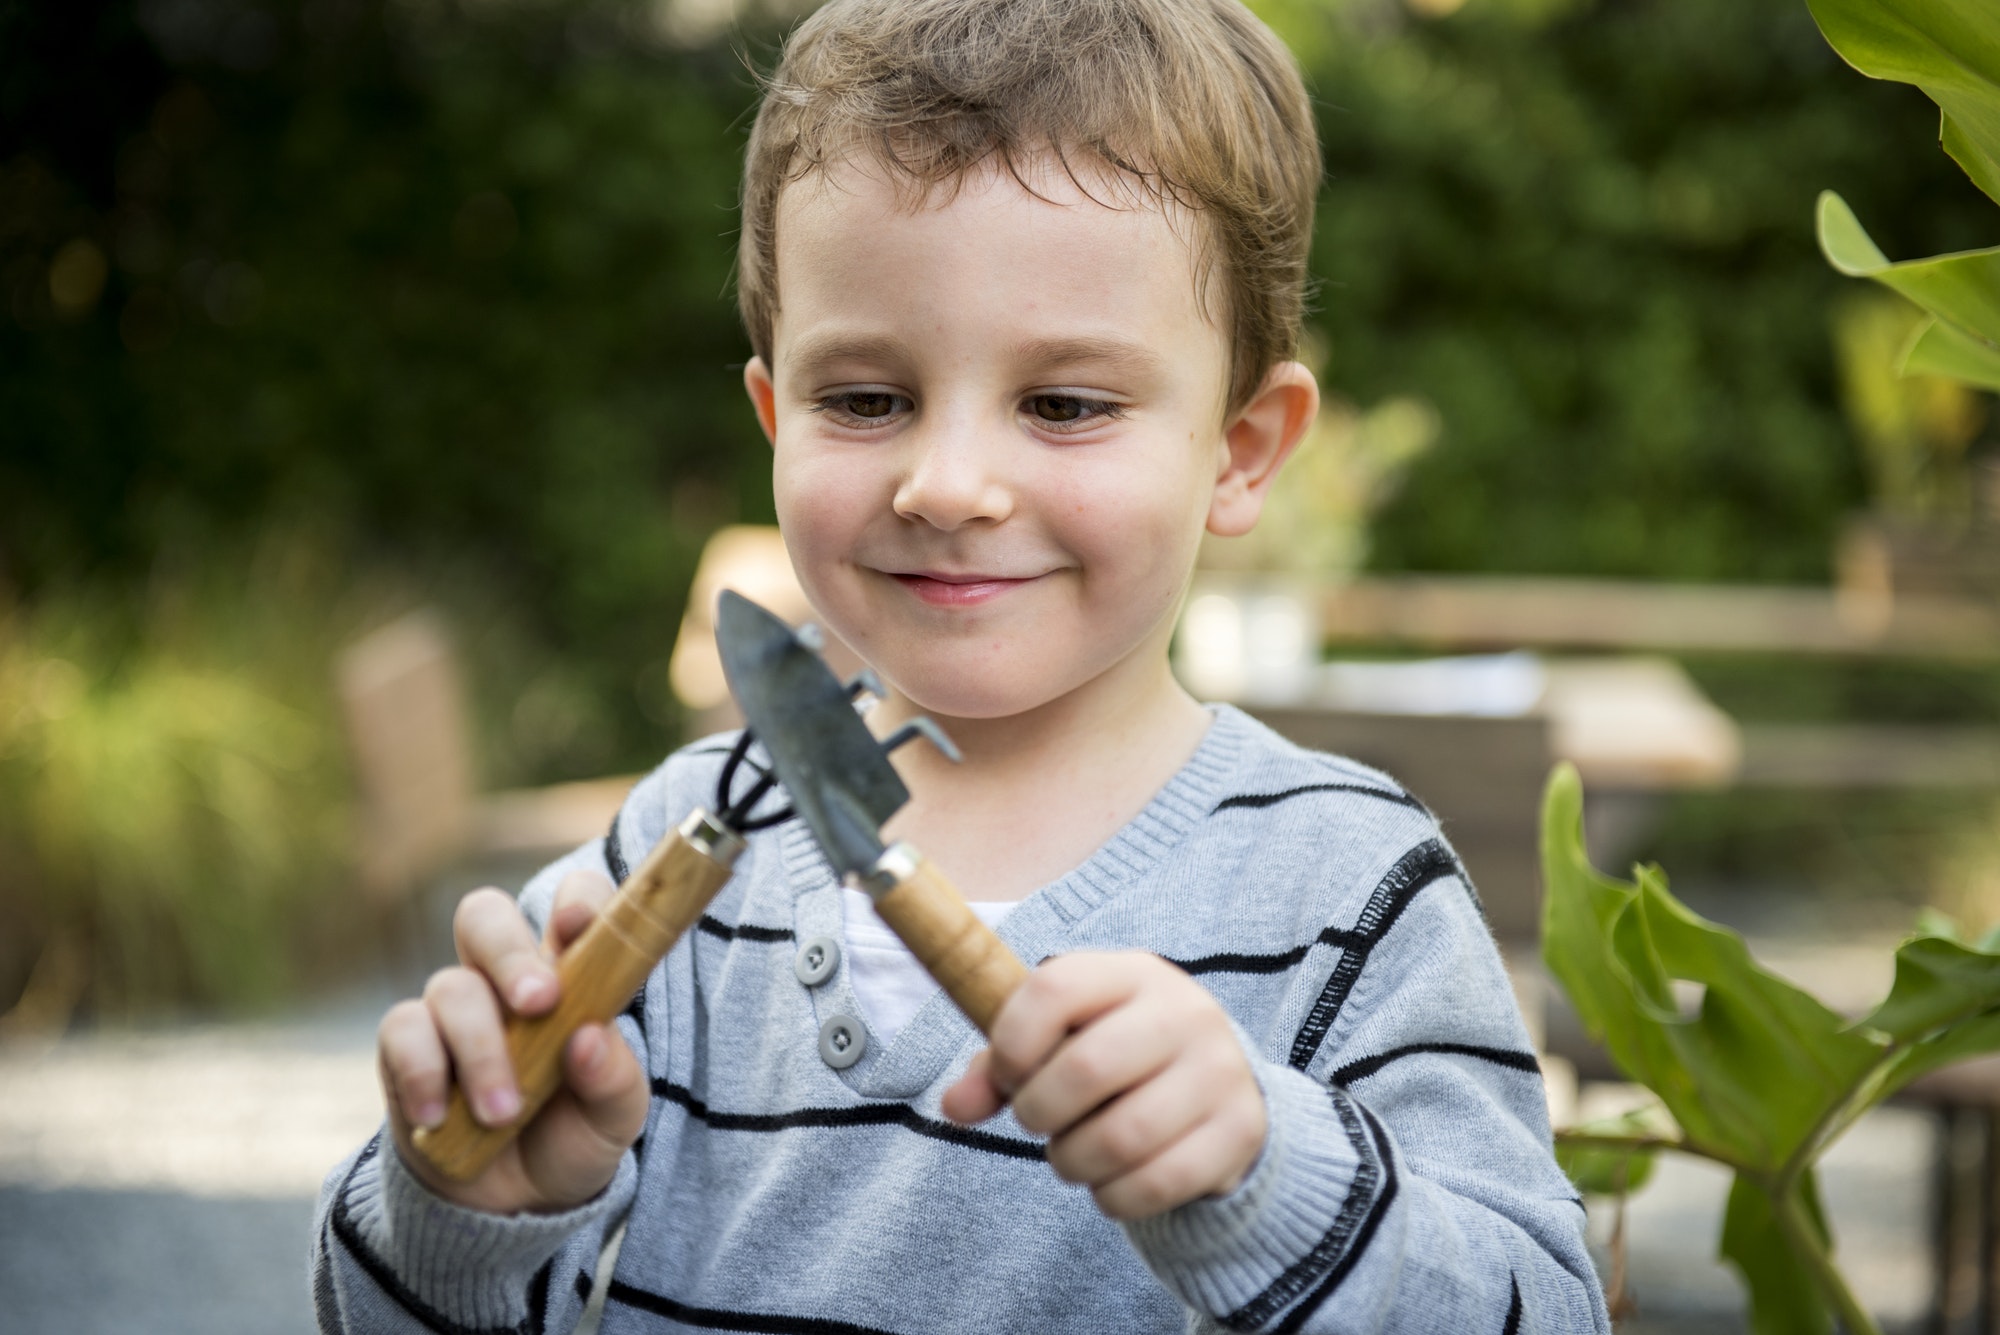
[411,809,744,1182]
[870,843,1030,1036]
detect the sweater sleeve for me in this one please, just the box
[309,833,649,1335]
[1121,840,1610,1334]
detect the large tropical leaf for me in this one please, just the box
[1903,314,2000,390]
[1806,0,2000,205]
[1719,1174,1835,1335]
[1540,765,1878,1174]
[1541,762,2000,1332]
[1818,191,2000,350]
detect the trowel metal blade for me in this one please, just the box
[715,589,907,879]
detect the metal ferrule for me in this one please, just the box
[846,841,920,900]
[679,807,748,868]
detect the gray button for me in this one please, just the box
[794,935,841,987]
[818,1014,866,1069]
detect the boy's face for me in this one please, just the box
[746,157,1250,722]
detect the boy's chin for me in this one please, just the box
[886,677,1052,725]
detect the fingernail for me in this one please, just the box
[480,1088,521,1124]
[510,975,549,1010]
[416,1100,446,1129]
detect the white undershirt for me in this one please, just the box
[841,886,1019,1046]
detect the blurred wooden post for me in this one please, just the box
[336,611,475,904]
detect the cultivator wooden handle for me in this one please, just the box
[410,809,745,1182]
[868,843,1029,1036]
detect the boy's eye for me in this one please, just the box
[1025,394,1123,430]
[813,391,912,426]
[844,392,899,419]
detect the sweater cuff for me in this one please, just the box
[1121,1058,1375,1320]
[337,1129,637,1330]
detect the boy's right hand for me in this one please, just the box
[377,868,649,1215]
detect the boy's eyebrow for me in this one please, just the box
[1009,335,1167,381]
[784,332,907,378]
[782,332,1168,382]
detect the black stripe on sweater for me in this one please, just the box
[607,810,791,947]
[605,818,630,885]
[1213,781,1424,815]
[695,916,795,944]
[1288,840,1458,1072]
[527,1261,552,1335]
[574,1270,594,1304]
[1220,1086,1383,1331]
[327,1137,530,1335]
[1170,925,1365,977]
[1329,1042,1543,1088]
[1273,1102,1403,1334]
[650,1077,1045,1162]
[1502,1275,1523,1335]
[607,1281,906,1335]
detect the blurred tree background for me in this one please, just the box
[2,0,1995,1013]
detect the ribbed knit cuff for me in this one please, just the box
[1121,1059,1368,1319]
[340,1131,637,1331]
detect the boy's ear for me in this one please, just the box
[744,357,779,447]
[1208,361,1318,538]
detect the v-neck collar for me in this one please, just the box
[776,705,1249,1100]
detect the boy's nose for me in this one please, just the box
[891,427,1014,531]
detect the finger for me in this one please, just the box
[940,1049,1009,1125]
[424,966,521,1127]
[453,888,555,1015]
[545,868,618,954]
[1089,1111,1267,1221]
[1044,1055,1213,1187]
[1009,999,1178,1139]
[377,998,451,1131]
[986,953,1147,1095]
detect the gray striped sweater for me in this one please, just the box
[311,705,1610,1333]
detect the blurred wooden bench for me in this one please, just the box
[335,528,856,904]
[335,611,637,905]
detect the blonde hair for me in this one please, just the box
[737,0,1320,413]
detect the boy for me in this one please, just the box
[315,0,1609,1330]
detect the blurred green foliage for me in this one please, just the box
[4,0,770,786]
[6,0,1996,777]
[6,0,2000,1011]
[0,531,361,1015]
[1258,0,1997,579]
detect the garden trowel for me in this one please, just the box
[715,589,1029,1033]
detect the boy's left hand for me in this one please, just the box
[941,951,1267,1221]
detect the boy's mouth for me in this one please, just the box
[886,570,1038,608]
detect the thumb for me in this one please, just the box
[941,1048,1010,1125]
[514,1022,649,1207]
[562,1023,649,1143]
[544,867,617,954]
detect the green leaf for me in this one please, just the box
[1806,0,2000,206]
[1901,314,2000,390]
[1719,1173,1835,1335]
[1817,191,2000,349]
[1945,112,2000,207]
[1554,1108,1663,1196]
[1555,1139,1656,1197]
[1862,933,2000,1039]
[1540,765,1879,1173]
[1877,1008,2000,1100]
